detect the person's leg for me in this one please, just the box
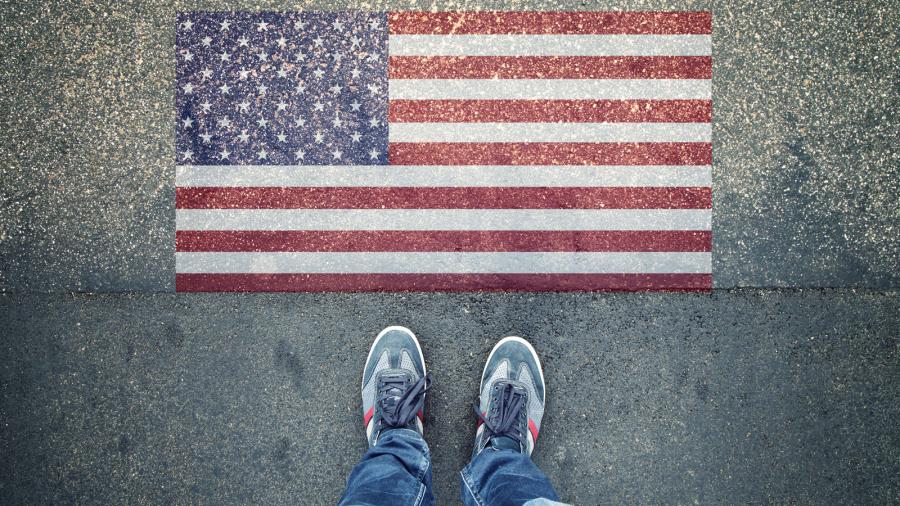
[339,326,434,506]
[460,337,566,506]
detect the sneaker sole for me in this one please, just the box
[481,335,546,404]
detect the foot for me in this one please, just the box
[361,326,430,447]
[473,336,546,456]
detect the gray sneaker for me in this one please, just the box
[473,336,546,456]
[361,326,430,447]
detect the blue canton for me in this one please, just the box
[175,12,389,165]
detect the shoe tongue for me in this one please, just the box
[380,372,409,410]
[490,436,520,452]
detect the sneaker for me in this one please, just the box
[473,336,546,456]
[361,326,431,447]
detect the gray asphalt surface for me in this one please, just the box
[2,291,898,504]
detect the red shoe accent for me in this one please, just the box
[363,406,374,428]
[528,419,539,442]
[417,409,424,422]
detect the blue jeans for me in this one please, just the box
[338,429,563,506]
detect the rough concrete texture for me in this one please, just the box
[2,291,898,504]
[1,0,897,291]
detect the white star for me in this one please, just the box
[257,148,268,160]
[313,36,324,47]
[314,131,324,143]
[276,131,287,142]
[258,84,268,95]
[332,20,344,32]
[368,148,379,159]
[181,19,193,30]
[257,21,269,31]
[182,83,195,94]
[350,68,361,79]
[369,117,380,127]
[350,131,362,142]
[294,82,306,93]
[219,51,230,62]
[332,116,343,127]
[200,132,212,143]
[201,36,211,47]
[367,52,380,63]
[200,68,213,80]
[293,116,306,127]
[330,84,342,95]
[257,117,269,127]
[219,148,230,159]
[238,69,250,79]
[276,68,288,78]
[368,19,380,30]
[350,36,361,48]
[312,68,325,79]
[181,116,193,128]
[181,50,193,61]
[219,83,231,94]
[237,101,250,113]
[295,51,307,61]
[237,36,249,47]
[218,117,231,128]
[220,19,231,31]
[294,148,305,160]
[367,83,379,96]
[294,19,306,30]
[350,100,361,112]
[331,148,343,160]
[237,130,250,142]
[276,36,287,47]
[199,101,212,112]
[332,52,344,63]
[181,149,193,160]
[312,101,325,112]
[276,101,288,112]
[256,51,268,62]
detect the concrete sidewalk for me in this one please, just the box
[2,290,897,504]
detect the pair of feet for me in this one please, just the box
[361,326,546,456]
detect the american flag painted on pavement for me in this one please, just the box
[175,11,712,292]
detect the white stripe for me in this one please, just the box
[389,79,710,100]
[389,34,711,56]
[176,209,711,231]
[176,251,711,274]
[176,165,711,188]
[389,122,711,143]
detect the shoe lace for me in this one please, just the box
[474,382,526,450]
[378,373,431,429]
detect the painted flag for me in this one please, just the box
[175,11,712,292]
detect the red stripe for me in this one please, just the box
[389,56,711,79]
[363,406,374,427]
[528,419,539,442]
[176,187,711,210]
[389,142,711,166]
[177,230,712,253]
[388,11,712,35]
[176,273,712,292]
[389,99,711,123]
